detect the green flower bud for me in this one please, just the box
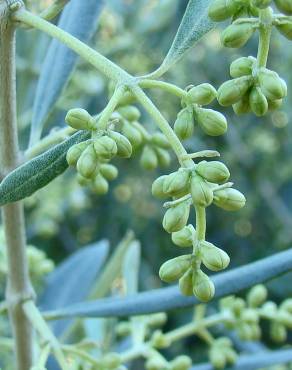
[230,56,254,78]
[121,121,143,148]
[100,164,118,181]
[108,130,132,158]
[146,357,168,370]
[262,301,277,314]
[190,174,213,207]
[249,86,268,116]
[258,69,287,101]
[118,105,141,121]
[163,170,190,196]
[276,22,292,40]
[251,0,271,8]
[92,174,109,195]
[156,148,171,168]
[66,141,89,166]
[76,144,97,179]
[65,108,95,130]
[162,202,190,233]
[280,299,292,314]
[214,188,246,211]
[196,160,230,184]
[174,108,194,140]
[224,348,237,365]
[159,255,191,283]
[148,312,168,327]
[268,98,283,111]
[217,76,252,106]
[221,23,255,48]
[171,355,192,370]
[93,136,117,160]
[208,0,239,21]
[209,349,226,369]
[200,241,230,271]
[151,132,171,149]
[171,225,195,248]
[116,321,131,336]
[216,337,232,348]
[233,93,251,115]
[247,284,268,307]
[151,330,171,348]
[270,322,287,343]
[237,322,253,341]
[101,353,121,369]
[179,268,194,296]
[274,0,292,15]
[241,308,259,324]
[249,323,261,340]
[278,310,292,329]
[195,108,227,136]
[232,298,246,315]
[187,83,217,105]
[77,173,91,186]
[152,175,168,199]
[140,145,158,170]
[193,269,215,302]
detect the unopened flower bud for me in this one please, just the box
[251,0,271,8]
[156,148,171,168]
[247,284,268,307]
[93,136,117,160]
[270,322,287,343]
[152,175,168,199]
[230,57,254,78]
[92,174,109,195]
[221,23,255,48]
[148,312,167,327]
[101,353,121,369]
[171,225,195,248]
[146,357,168,370]
[121,121,143,148]
[187,83,217,105]
[151,133,171,149]
[196,160,230,184]
[276,22,292,40]
[233,94,251,115]
[200,241,230,271]
[159,255,191,283]
[118,105,141,121]
[195,108,227,136]
[190,174,213,207]
[214,188,246,211]
[171,355,192,370]
[174,108,194,140]
[209,349,226,369]
[108,131,132,158]
[65,108,95,130]
[100,164,118,181]
[162,202,190,233]
[241,308,259,324]
[208,0,240,21]
[76,144,97,179]
[179,268,193,296]
[268,98,283,111]
[249,86,268,116]
[66,141,89,166]
[140,145,158,170]
[218,76,253,106]
[151,330,171,348]
[163,169,190,196]
[193,269,215,302]
[274,0,292,15]
[258,69,287,101]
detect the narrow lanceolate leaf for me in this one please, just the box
[39,240,109,337]
[152,0,215,78]
[191,349,292,370]
[0,131,90,206]
[42,249,292,319]
[29,0,104,146]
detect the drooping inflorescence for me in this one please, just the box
[209,0,292,116]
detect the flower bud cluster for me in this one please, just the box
[174,84,228,139]
[209,0,292,115]
[209,337,237,369]
[145,354,192,370]
[153,161,245,301]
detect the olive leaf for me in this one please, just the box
[39,240,109,337]
[42,249,292,319]
[0,131,90,206]
[29,0,104,146]
[152,0,215,78]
